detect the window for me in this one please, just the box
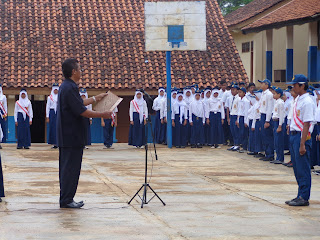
[242,42,250,53]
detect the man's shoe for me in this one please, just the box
[286,162,293,167]
[264,157,274,162]
[60,201,84,209]
[284,151,291,156]
[232,146,240,151]
[285,197,298,205]
[254,153,265,158]
[238,149,245,153]
[288,197,309,207]
[51,146,58,149]
[259,157,268,161]
[191,145,196,148]
[0,145,2,149]
[24,147,30,149]
[197,145,203,148]
[273,160,283,164]
[0,198,2,202]
[227,146,235,151]
[17,147,22,149]
[247,152,257,155]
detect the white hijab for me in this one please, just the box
[190,94,203,118]
[158,88,165,100]
[50,86,59,113]
[174,93,187,124]
[211,89,221,103]
[184,89,193,107]
[133,91,145,123]
[18,90,31,120]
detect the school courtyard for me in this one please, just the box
[0,144,319,239]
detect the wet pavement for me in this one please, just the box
[0,143,320,239]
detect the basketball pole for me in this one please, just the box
[166,51,172,148]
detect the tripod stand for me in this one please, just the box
[128,117,166,208]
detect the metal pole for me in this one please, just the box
[166,51,172,148]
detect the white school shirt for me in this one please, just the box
[259,89,274,122]
[14,101,33,122]
[0,95,8,118]
[171,101,188,120]
[226,94,240,116]
[152,96,165,112]
[251,102,261,129]
[287,97,297,126]
[205,98,225,119]
[284,98,292,118]
[222,90,232,107]
[289,93,315,132]
[189,100,205,123]
[272,98,285,126]
[246,93,257,120]
[46,96,57,118]
[129,100,148,122]
[237,96,250,125]
[315,100,320,122]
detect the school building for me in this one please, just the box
[225,0,320,87]
[0,0,248,144]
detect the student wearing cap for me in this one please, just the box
[153,87,166,144]
[236,87,250,153]
[203,87,212,145]
[248,90,263,156]
[101,107,118,148]
[46,83,59,149]
[0,85,7,148]
[14,89,33,149]
[226,85,240,151]
[184,87,193,145]
[172,91,188,148]
[258,79,275,161]
[189,90,205,148]
[129,90,148,148]
[285,74,315,207]
[206,87,225,148]
[271,87,285,164]
[221,82,233,146]
[80,88,92,148]
[283,88,292,155]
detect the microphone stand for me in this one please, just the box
[128,90,166,208]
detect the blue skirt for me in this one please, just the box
[154,111,162,143]
[209,112,224,145]
[103,119,114,146]
[48,109,57,145]
[0,116,7,143]
[204,122,210,145]
[173,114,187,147]
[17,112,31,148]
[128,112,145,147]
[190,114,204,145]
[0,154,4,197]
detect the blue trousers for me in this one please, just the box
[223,108,232,144]
[284,117,289,151]
[273,120,285,162]
[0,154,4,197]
[0,117,7,143]
[260,114,274,158]
[290,132,312,200]
[248,119,263,153]
[48,109,57,145]
[238,116,249,150]
[103,119,114,147]
[209,112,224,145]
[230,115,239,145]
[190,114,204,145]
[128,112,145,147]
[17,113,31,148]
[173,114,187,147]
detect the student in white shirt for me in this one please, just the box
[271,87,285,164]
[258,79,275,161]
[184,87,193,145]
[129,90,148,148]
[236,87,250,153]
[206,88,225,149]
[46,83,59,149]
[0,85,8,148]
[226,84,240,151]
[220,81,232,145]
[189,90,205,148]
[153,87,166,144]
[101,107,118,148]
[203,87,212,145]
[172,91,188,148]
[283,89,292,155]
[312,89,320,173]
[286,74,315,207]
[14,89,33,149]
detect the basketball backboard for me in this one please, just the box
[145,1,206,51]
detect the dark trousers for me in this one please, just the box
[238,116,249,150]
[290,132,312,201]
[103,119,114,147]
[273,120,285,162]
[260,113,274,158]
[230,115,239,145]
[223,108,233,144]
[0,154,4,198]
[59,147,83,206]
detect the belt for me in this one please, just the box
[290,131,300,135]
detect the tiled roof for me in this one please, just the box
[242,0,320,33]
[225,0,285,27]
[0,0,248,90]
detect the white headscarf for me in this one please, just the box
[184,89,193,107]
[0,86,5,102]
[50,86,59,113]
[190,93,204,118]
[211,89,221,103]
[133,90,145,124]
[158,88,165,100]
[18,90,31,120]
[174,93,187,124]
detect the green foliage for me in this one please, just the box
[217,0,255,15]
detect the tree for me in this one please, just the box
[217,0,255,15]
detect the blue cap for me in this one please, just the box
[274,87,283,96]
[231,84,239,89]
[307,89,314,96]
[80,88,87,93]
[309,86,315,91]
[239,82,246,86]
[53,83,59,87]
[239,87,246,93]
[287,74,308,84]
[258,79,271,87]
[287,86,293,90]
[253,89,263,93]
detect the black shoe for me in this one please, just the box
[259,157,268,161]
[60,201,84,209]
[264,157,274,162]
[232,146,240,151]
[238,149,245,153]
[17,147,22,149]
[227,146,235,151]
[285,197,298,205]
[282,162,289,166]
[197,145,203,148]
[284,151,291,156]
[287,162,293,167]
[273,160,283,164]
[176,146,181,148]
[51,146,58,149]
[0,198,2,202]
[181,146,186,148]
[191,145,196,148]
[247,152,257,155]
[255,153,265,158]
[24,147,30,149]
[0,145,2,149]
[288,196,309,207]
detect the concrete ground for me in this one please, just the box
[0,143,320,240]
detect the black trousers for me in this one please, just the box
[59,147,83,206]
[0,154,4,198]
